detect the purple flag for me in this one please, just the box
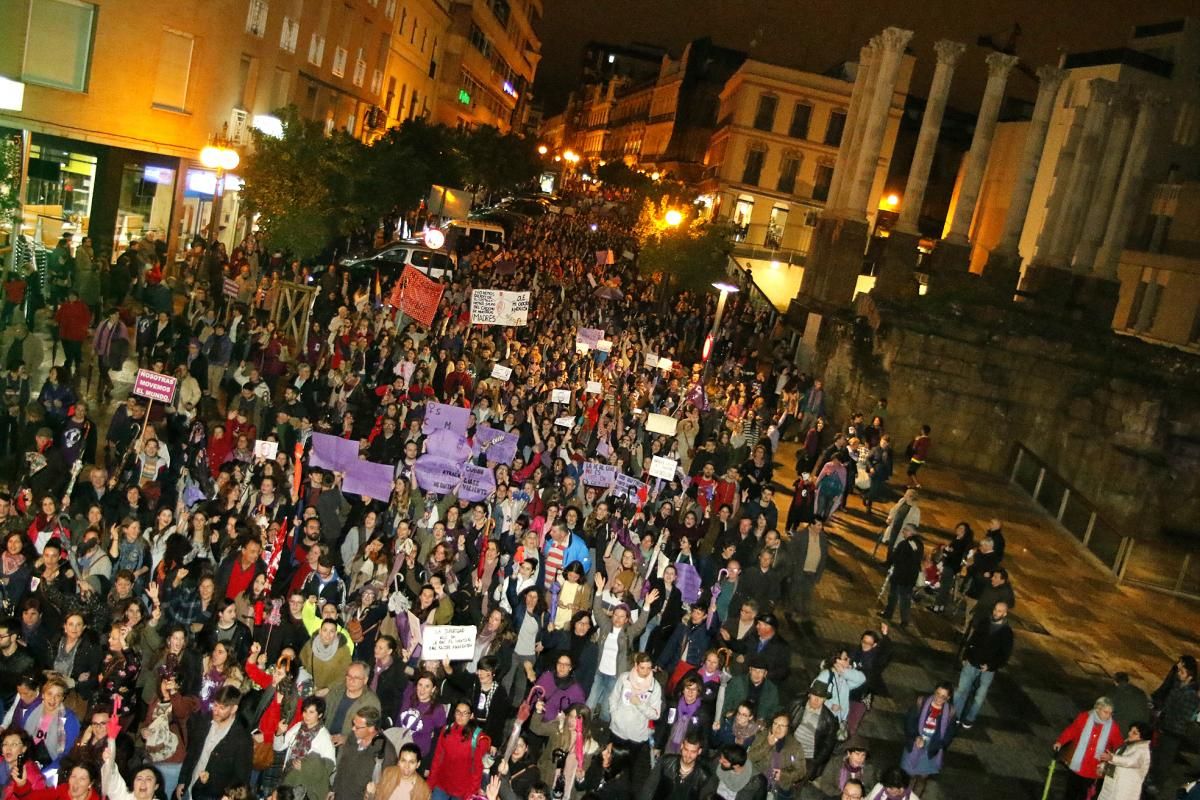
[310,433,360,472]
[674,562,702,605]
[413,455,463,495]
[686,382,709,411]
[473,425,519,465]
[344,460,396,501]
[422,402,471,436]
[426,428,473,462]
[459,463,497,502]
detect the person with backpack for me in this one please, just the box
[428,701,492,800]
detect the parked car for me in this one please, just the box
[443,219,507,255]
[328,241,455,287]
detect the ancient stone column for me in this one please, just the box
[895,40,965,235]
[1042,79,1116,268]
[991,65,1067,256]
[843,27,913,217]
[1094,91,1167,280]
[1071,88,1137,271]
[944,52,1019,245]
[825,41,877,215]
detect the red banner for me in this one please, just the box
[391,265,443,328]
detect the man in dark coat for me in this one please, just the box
[639,732,716,800]
[176,686,253,800]
[742,613,790,682]
[26,427,68,502]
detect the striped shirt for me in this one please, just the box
[544,541,566,584]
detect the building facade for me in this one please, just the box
[1,0,397,261]
[382,0,452,127]
[433,0,541,131]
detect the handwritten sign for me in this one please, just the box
[422,402,471,436]
[657,357,673,371]
[223,278,239,298]
[459,464,496,502]
[576,327,604,350]
[597,340,613,353]
[253,439,278,460]
[413,455,462,495]
[646,413,678,436]
[585,380,602,394]
[614,473,646,502]
[550,389,571,404]
[395,265,444,327]
[554,416,575,429]
[470,289,530,326]
[133,369,177,404]
[473,425,519,465]
[581,461,617,488]
[421,625,478,661]
[645,353,659,369]
[649,455,678,481]
[491,364,512,382]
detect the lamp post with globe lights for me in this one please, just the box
[199,129,240,245]
[703,280,740,380]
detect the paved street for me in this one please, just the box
[770,443,1200,799]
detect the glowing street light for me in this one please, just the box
[199,128,240,244]
[664,209,683,227]
[704,281,740,379]
[537,144,548,155]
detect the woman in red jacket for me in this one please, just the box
[427,702,491,800]
[1054,697,1124,800]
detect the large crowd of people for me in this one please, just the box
[0,187,1195,800]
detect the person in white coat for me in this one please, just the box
[1096,721,1152,800]
[608,652,663,750]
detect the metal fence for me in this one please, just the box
[1010,444,1200,600]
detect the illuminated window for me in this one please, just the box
[23,0,97,92]
[246,0,268,37]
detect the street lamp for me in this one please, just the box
[664,209,683,227]
[703,281,740,380]
[537,144,548,155]
[199,130,240,245]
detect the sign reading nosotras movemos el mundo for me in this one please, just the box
[133,369,177,404]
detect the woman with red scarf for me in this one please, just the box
[206,423,232,478]
[26,496,69,555]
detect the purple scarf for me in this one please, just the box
[667,696,703,753]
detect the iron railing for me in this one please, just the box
[1009,443,1200,601]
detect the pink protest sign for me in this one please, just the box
[133,369,178,404]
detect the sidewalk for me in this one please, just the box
[769,445,1200,800]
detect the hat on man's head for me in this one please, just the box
[755,612,780,629]
[808,680,832,699]
[746,654,769,671]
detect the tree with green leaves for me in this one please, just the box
[635,197,734,296]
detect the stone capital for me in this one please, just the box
[933,39,966,67]
[985,51,1020,79]
[878,27,914,54]
[1087,78,1117,105]
[1035,65,1067,93]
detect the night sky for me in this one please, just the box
[533,0,1196,115]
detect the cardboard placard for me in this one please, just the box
[646,413,678,436]
[491,364,513,382]
[657,357,673,370]
[421,625,478,661]
[649,455,678,481]
[581,461,617,487]
[597,340,613,353]
[133,369,177,404]
[550,389,571,404]
[554,416,575,429]
[585,380,602,394]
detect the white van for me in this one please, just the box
[443,219,506,253]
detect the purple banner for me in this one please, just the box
[459,463,497,502]
[310,432,360,472]
[473,425,519,465]
[422,402,471,436]
[413,455,463,495]
[344,460,396,501]
[426,428,473,462]
[674,561,701,605]
[581,461,617,488]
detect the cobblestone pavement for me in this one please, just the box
[769,444,1200,800]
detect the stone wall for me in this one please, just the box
[812,295,1200,538]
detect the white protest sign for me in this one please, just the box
[491,364,513,382]
[645,353,659,368]
[421,625,478,661]
[253,440,279,459]
[646,413,678,436]
[597,340,613,353]
[554,416,575,429]
[586,381,602,394]
[550,389,571,404]
[576,342,590,354]
[657,357,673,370]
[471,289,530,326]
[650,455,678,481]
